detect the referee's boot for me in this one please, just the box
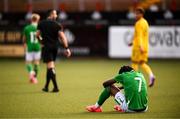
[42,87,48,92]
[52,88,59,93]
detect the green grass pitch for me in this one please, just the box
[0,58,180,118]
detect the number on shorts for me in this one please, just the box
[134,77,142,92]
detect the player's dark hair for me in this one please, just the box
[47,9,54,17]
[118,66,134,74]
[135,7,145,15]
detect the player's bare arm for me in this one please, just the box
[139,45,145,53]
[58,31,71,58]
[103,79,116,87]
[36,30,44,47]
[103,79,123,96]
[36,30,42,41]
[128,42,133,46]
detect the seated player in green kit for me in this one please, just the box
[86,66,148,112]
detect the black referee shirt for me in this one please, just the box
[38,19,62,48]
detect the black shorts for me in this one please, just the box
[42,47,58,63]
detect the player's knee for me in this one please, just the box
[104,86,110,94]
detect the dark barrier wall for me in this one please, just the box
[58,26,108,56]
[0,26,108,56]
[0,11,180,57]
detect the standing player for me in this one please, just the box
[23,13,41,84]
[37,9,71,92]
[130,7,155,87]
[86,66,148,112]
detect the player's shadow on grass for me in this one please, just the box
[76,111,139,115]
[78,111,146,116]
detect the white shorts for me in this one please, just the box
[114,92,148,113]
[26,51,41,62]
[115,92,128,112]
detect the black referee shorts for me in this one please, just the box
[42,47,58,63]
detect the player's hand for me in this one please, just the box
[140,46,144,53]
[64,48,71,58]
[128,42,133,46]
[23,43,26,48]
[40,44,44,48]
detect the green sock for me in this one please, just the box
[26,64,33,73]
[97,87,111,106]
[34,64,39,76]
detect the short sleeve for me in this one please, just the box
[114,74,124,84]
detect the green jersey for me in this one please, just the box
[23,23,41,52]
[114,71,148,110]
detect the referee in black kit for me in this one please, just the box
[37,9,71,92]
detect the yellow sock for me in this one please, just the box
[140,63,154,78]
[132,62,138,71]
